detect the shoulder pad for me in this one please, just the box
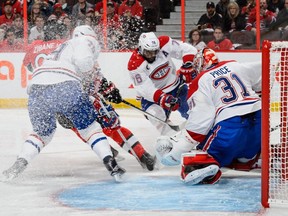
[158,36,170,49]
[128,50,145,71]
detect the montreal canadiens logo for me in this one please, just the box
[150,62,171,80]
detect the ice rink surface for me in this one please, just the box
[0,108,287,216]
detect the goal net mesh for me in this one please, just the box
[266,41,288,206]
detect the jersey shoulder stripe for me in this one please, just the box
[127,50,145,71]
[158,35,170,48]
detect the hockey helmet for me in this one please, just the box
[138,32,160,63]
[194,48,219,72]
[72,25,97,39]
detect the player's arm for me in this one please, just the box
[159,36,197,83]
[159,36,197,62]
[130,69,179,111]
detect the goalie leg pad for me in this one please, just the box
[181,152,221,185]
[226,152,261,171]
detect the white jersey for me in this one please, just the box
[128,36,197,102]
[31,36,100,85]
[186,60,261,137]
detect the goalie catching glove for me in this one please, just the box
[179,61,197,83]
[155,130,196,166]
[99,78,122,104]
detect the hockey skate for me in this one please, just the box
[140,152,156,171]
[183,164,222,185]
[2,158,28,180]
[103,156,126,182]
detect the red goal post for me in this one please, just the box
[262,40,288,208]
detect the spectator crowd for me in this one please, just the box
[0,0,148,51]
[0,0,287,51]
[189,0,287,50]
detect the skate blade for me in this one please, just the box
[184,165,219,185]
[112,172,125,182]
[115,155,125,162]
[1,172,18,182]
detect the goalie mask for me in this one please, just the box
[194,48,219,72]
[138,32,160,63]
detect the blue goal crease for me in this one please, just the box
[57,176,262,212]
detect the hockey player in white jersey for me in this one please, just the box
[128,32,198,135]
[2,25,125,182]
[155,48,261,185]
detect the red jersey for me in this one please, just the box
[0,14,15,26]
[118,0,143,18]
[1,0,22,15]
[23,39,66,70]
[207,38,234,50]
[0,39,24,51]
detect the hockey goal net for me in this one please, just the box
[262,40,288,208]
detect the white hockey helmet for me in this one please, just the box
[72,25,97,39]
[138,32,160,63]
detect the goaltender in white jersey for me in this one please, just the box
[128,32,198,135]
[156,48,261,185]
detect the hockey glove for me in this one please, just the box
[96,104,120,129]
[99,78,122,104]
[179,61,197,83]
[159,93,180,111]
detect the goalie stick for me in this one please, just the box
[121,99,181,131]
[97,94,145,169]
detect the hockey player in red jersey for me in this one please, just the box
[155,48,261,185]
[127,32,198,135]
[57,77,156,171]
[22,25,156,171]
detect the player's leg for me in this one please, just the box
[66,84,125,181]
[103,126,156,171]
[56,114,120,158]
[226,111,261,171]
[3,84,57,179]
[94,98,156,170]
[181,117,248,184]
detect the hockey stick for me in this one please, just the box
[121,99,180,131]
[97,95,145,168]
